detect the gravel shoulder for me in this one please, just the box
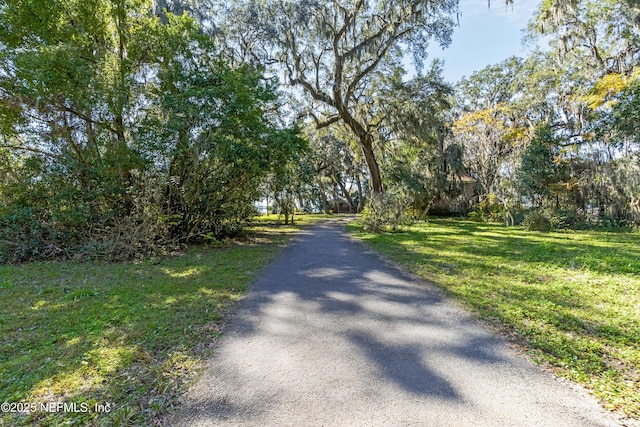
[170,218,625,426]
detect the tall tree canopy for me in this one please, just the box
[0,0,305,261]
[452,0,639,226]
[217,0,459,195]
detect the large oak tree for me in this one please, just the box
[221,0,459,195]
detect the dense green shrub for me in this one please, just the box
[468,194,525,226]
[0,4,305,263]
[522,210,553,232]
[361,191,413,232]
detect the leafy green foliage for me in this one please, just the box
[142,30,307,239]
[263,129,313,224]
[306,127,368,214]
[453,56,529,203]
[469,193,525,225]
[516,126,559,206]
[522,209,553,232]
[0,2,306,261]
[612,78,640,141]
[385,63,463,213]
[361,191,413,233]
[453,0,639,228]
[219,0,460,195]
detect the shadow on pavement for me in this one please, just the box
[224,219,508,400]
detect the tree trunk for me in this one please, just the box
[335,174,355,213]
[361,135,383,195]
[274,193,283,221]
[356,172,364,213]
[339,110,383,196]
[289,197,295,224]
[631,196,640,225]
[319,189,331,214]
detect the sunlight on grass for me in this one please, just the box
[198,287,217,296]
[30,300,47,310]
[65,337,83,347]
[162,266,204,278]
[31,370,88,400]
[30,344,140,401]
[348,219,640,419]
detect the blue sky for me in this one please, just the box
[426,0,542,83]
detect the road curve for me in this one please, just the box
[171,218,624,427]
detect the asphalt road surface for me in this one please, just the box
[171,218,624,426]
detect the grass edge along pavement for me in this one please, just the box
[0,214,329,426]
[347,218,640,422]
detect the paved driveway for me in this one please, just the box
[171,218,622,426]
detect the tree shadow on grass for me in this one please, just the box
[391,219,640,276]
[350,220,640,410]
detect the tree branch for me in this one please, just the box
[290,75,337,108]
[0,144,58,158]
[316,115,343,129]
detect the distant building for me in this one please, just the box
[333,199,352,214]
[430,175,476,215]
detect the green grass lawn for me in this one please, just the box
[348,218,640,419]
[0,214,329,426]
